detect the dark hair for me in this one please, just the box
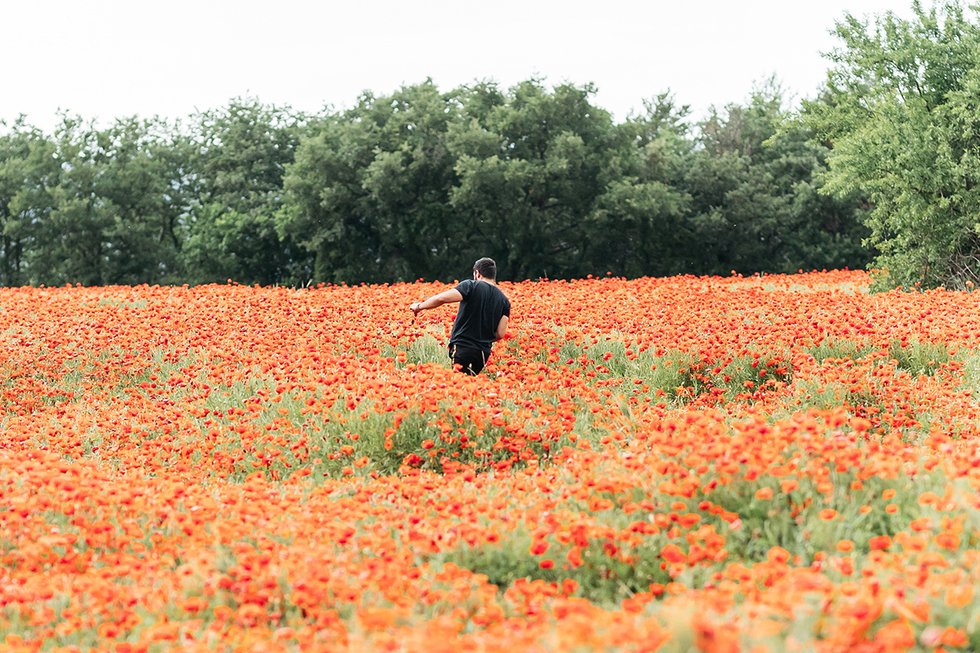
[473,257,497,280]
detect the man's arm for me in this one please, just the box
[410,289,463,316]
[494,315,508,341]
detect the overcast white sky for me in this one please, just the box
[3,0,916,132]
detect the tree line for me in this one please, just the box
[0,82,866,287]
[1,1,976,289]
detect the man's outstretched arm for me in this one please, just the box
[410,289,463,316]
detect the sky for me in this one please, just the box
[2,0,917,132]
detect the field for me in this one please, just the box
[1,271,979,652]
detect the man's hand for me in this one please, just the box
[410,290,457,317]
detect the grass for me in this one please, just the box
[436,461,965,612]
[535,332,793,405]
[888,338,951,376]
[806,336,876,365]
[435,522,675,606]
[960,348,980,400]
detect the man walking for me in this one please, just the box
[410,257,510,375]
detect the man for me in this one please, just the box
[410,257,510,375]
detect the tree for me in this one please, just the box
[582,93,694,277]
[91,117,189,283]
[0,119,59,285]
[805,0,980,289]
[22,116,189,286]
[684,81,869,275]
[183,98,310,285]
[280,81,462,283]
[449,79,621,279]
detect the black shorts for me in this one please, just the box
[449,345,489,375]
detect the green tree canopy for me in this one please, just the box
[683,82,870,276]
[279,80,461,283]
[805,0,980,289]
[0,119,60,285]
[3,115,188,286]
[1,74,870,286]
[448,79,623,280]
[183,98,310,285]
[582,93,694,277]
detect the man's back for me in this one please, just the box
[408,257,510,375]
[449,279,510,354]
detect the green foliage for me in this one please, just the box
[279,80,464,283]
[401,333,451,367]
[887,338,951,375]
[546,335,792,404]
[2,73,869,285]
[806,336,877,364]
[182,98,311,285]
[684,81,871,276]
[0,115,190,285]
[805,1,980,290]
[958,348,980,398]
[789,380,879,416]
[787,347,938,436]
[449,80,623,280]
[706,468,943,562]
[584,95,694,277]
[439,525,673,606]
[439,464,960,609]
[0,120,59,285]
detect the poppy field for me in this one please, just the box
[1,270,979,652]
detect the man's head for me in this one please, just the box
[473,257,497,280]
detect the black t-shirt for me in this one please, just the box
[449,279,511,354]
